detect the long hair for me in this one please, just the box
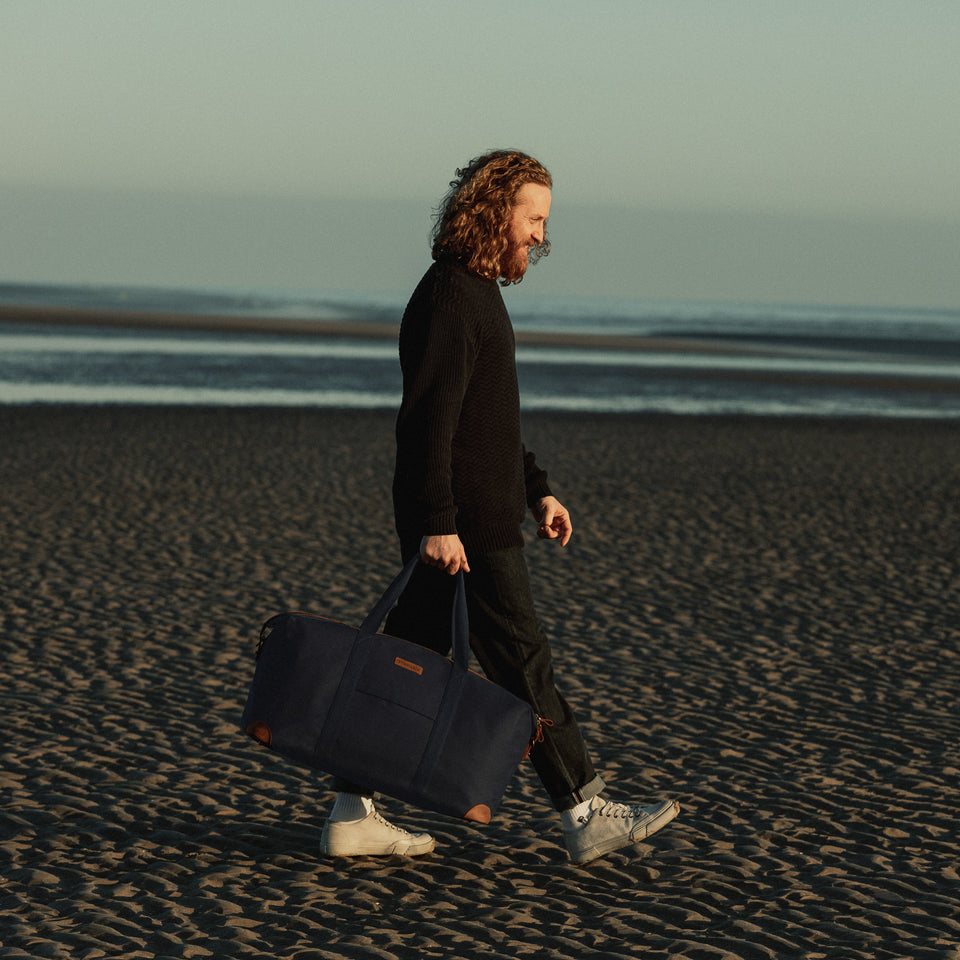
[431,150,552,285]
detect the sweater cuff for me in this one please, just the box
[525,477,553,508]
[424,511,459,537]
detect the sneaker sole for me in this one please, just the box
[568,799,680,865]
[319,833,436,858]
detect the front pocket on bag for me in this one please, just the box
[328,635,454,787]
[354,636,450,719]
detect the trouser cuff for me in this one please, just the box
[332,777,379,800]
[550,775,606,813]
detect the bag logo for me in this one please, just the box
[394,656,424,676]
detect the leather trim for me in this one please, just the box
[246,721,272,747]
[463,804,491,824]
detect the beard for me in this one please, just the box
[499,243,531,283]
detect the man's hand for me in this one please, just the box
[420,534,470,575]
[533,496,573,546]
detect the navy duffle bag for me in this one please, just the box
[240,556,542,823]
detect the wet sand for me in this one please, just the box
[6,304,960,400]
[2,406,959,958]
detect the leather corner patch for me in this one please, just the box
[394,656,424,676]
[463,804,492,824]
[246,721,272,747]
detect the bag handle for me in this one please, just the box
[359,556,470,668]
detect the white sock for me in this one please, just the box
[328,792,376,823]
[560,798,593,831]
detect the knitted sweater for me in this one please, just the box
[392,257,553,555]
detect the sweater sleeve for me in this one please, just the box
[522,444,553,507]
[396,290,478,537]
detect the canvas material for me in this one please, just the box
[241,558,538,821]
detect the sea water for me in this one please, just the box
[1,283,959,418]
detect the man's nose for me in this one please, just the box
[531,224,544,244]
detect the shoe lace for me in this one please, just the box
[372,811,412,836]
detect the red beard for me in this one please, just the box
[499,244,530,283]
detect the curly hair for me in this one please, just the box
[431,150,552,285]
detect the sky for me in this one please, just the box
[2,0,959,309]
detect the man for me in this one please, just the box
[320,150,679,865]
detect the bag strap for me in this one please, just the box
[451,571,468,668]
[359,556,470,669]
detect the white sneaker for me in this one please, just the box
[564,796,679,865]
[320,809,436,857]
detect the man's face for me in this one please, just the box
[504,182,551,280]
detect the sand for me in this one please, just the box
[2,405,959,959]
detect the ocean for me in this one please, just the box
[1,282,959,418]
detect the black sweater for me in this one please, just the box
[392,258,552,555]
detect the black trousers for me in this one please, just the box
[336,547,604,812]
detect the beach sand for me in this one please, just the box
[2,405,958,958]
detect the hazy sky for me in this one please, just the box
[2,0,958,308]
